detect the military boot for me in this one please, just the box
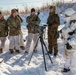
[54,53,57,57]
[9,49,14,54]
[0,48,3,53]
[15,50,20,53]
[25,51,29,55]
[62,68,70,72]
[33,49,37,53]
[20,46,25,50]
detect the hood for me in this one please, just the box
[63,8,75,22]
[64,17,71,23]
[70,12,76,21]
[64,8,75,16]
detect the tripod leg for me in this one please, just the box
[40,39,47,71]
[28,51,34,65]
[28,37,39,65]
[42,39,53,64]
[43,29,46,39]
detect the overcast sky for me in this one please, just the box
[0,0,73,11]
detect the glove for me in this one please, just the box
[68,30,75,35]
[66,43,72,50]
[54,31,59,38]
[60,30,62,33]
[26,25,32,30]
[64,21,66,24]
[67,38,71,40]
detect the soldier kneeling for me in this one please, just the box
[0,12,8,53]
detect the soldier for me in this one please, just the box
[7,9,21,54]
[62,13,76,73]
[60,8,75,44]
[16,9,25,50]
[59,8,75,72]
[47,6,60,57]
[0,12,8,53]
[25,8,41,54]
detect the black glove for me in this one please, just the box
[67,38,71,40]
[66,43,72,50]
[64,21,66,24]
[54,31,59,38]
[68,30,75,35]
[60,30,62,33]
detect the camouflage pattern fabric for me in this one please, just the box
[0,18,8,37]
[26,14,41,34]
[47,7,60,54]
[7,15,21,36]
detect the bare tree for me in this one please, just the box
[23,5,29,14]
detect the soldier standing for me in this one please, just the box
[7,9,21,54]
[62,13,76,72]
[25,8,41,54]
[16,9,25,50]
[47,6,60,57]
[60,8,75,72]
[0,12,8,53]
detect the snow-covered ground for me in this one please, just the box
[0,9,72,75]
[0,38,68,75]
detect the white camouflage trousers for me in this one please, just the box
[0,37,6,49]
[9,36,20,50]
[25,33,39,52]
[19,30,24,46]
[64,59,71,69]
[70,51,76,74]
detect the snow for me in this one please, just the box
[0,38,65,75]
[0,37,70,75]
[0,6,75,75]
